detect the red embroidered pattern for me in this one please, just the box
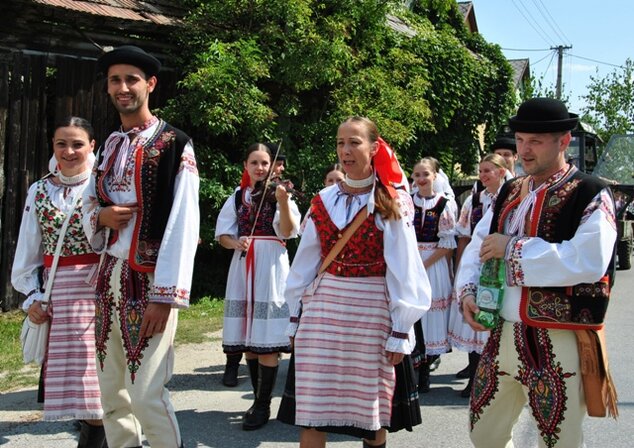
[506,236,528,286]
[310,195,386,277]
[150,285,190,306]
[178,149,198,176]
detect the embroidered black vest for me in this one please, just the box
[235,188,276,237]
[490,169,614,330]
[412,195,448,243]
[95,120,190,272]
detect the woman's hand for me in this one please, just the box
[386,351,404,365]
[27,301,49,325]
[98,203,138,230]
[235,236,251,252]
[275,183,291,203]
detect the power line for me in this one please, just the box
[531,51,555,66]
[510,0,554,46]
[568,54,624,69]
[530,0,571,45]
[501,47,551,52]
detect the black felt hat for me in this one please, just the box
[264,142,285,161]
[508,98,578,133]
[491,136,517,153]
[97,45,161,78]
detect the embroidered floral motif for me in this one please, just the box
[150,285,190,307]
[582,189,616,230]
[178,148,198,176]
[458,282,478,302]
[34,180,94,256]
[505,236,528,287]
[527,289,572,323]
[470,319,504,429]
[412,195,448,242]
[311,195,386,277]
[95,255,151,383]
[237,191,276,237]
[513,323,575,448]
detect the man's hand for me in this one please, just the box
[386,351,405,365]
[480,233,511,262]
[139,303,172,339]
[27,301,49,325]
[461,294,488,332]
[98,203,138,230]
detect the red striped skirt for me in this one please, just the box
[42,263,103,421]
[293,273,395,431]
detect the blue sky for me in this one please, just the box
[472,0,631,114]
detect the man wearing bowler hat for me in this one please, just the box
[455,98,617,447]
[491,135,524,178]
[82,45,199,448]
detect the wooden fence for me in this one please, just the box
[0,49,177,311]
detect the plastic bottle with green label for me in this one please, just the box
[475,258,506,329]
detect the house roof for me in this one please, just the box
[2,0,188,59]
[508,58,531,87]
[457,1,478,33]
[31,0,186,26]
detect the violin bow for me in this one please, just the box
[240,139,283,259]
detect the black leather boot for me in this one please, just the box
[222,352,242,387]
[244,358,260,415]
[77,420,107,448]
[242,364,278,430]
[461,352,480,398]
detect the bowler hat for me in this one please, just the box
[508,98,578,133]
[97,45,161,78]
[491,136,516,153]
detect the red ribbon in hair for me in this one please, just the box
[373,137,404,199]
[240,169,251,190]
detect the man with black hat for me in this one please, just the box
[491,135,524,178]
[455,98,617,447]
[82,45,199,448]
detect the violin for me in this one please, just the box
[251,177,300,203]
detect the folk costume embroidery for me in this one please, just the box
[87,118,198,379]
[492,167,613,330]
[310,194,386,277]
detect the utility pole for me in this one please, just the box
[551,45,572,99]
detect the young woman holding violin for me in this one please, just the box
[215,142,301,430]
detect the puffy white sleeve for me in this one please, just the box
[284,216,322,337]
[379,191,432,354]
[273,198,302,239]
[455,207,492,302]
[456,194,474,238]
[148,141,200,308]
[438,198,458,249]
[81,165,110,253]
[505,188,616,287]
[11,183,45,311]
[215,190,240,240]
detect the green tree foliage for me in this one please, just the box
[164,0,514,296]
[581,58,634,143]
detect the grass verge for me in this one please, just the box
[0,297,224,393]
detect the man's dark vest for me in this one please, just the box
[95,120,190,272]
[490,168,614,330]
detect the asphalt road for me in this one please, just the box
[1,265,632,447]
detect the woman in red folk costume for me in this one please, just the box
[215,143,301,430]
[278,116,431,448]
[12,117,105,447]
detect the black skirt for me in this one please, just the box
[277,352,422,440]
